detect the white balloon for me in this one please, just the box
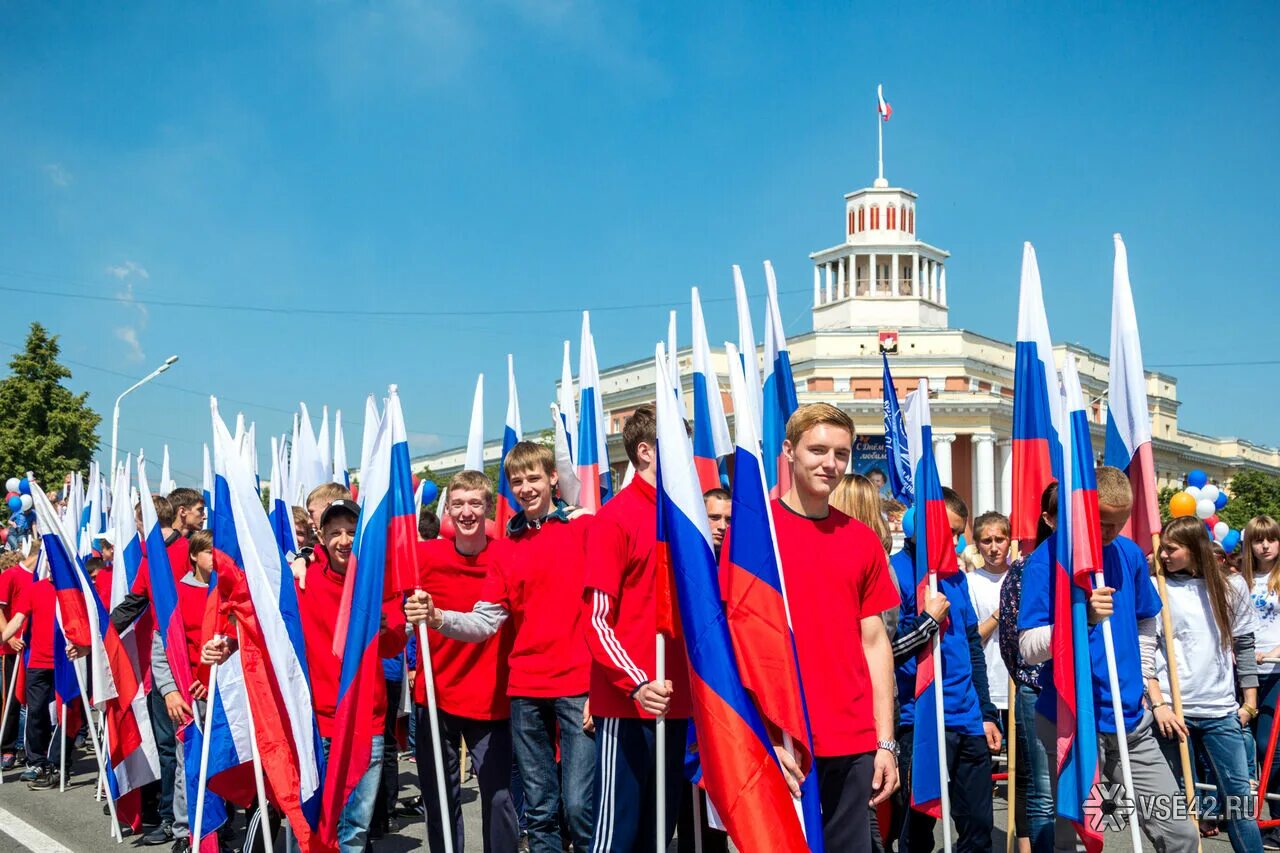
[1185,486,1203,501]
[3,478,17,494]
[1196,499,1216,519]
[18,494,32,512]
[1214,522,1230,541]
[1202,484,1221,504]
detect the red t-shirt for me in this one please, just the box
[176,576,210,682]
[482,513,593,698]
[415,538,513,720]
[770,500,898,757]
[0,566,34,657]
[582,478,692,720]
[12,578,57,669]
[297,548,407,738]
[166,535,191,584]
[94,566,114,611]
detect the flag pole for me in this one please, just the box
[1152,532,1202,842]
[193,653,221,853]
[929,572,953,853]
[877,112,884,184]
[415,620,456,853]
[655,632,667,853]
[1092,570,1145,852]
[58,704,67,792]
[0,656,17,784]
[71,652,121,842]
[1005,676,1017,853]
[239,627,275,853]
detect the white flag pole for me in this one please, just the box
[655,632,666,853]
[415,621,455,853]
[238,627,275,853]
[193,652,221,853]
[0,657,17,784]
[71,654,121,842]
[929,571,952,853]
[58,704,67,792]
[1093,571,1145,852]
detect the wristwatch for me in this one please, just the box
[876,739,899,763]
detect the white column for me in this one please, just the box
[868,254,876,292]
[940,266,947,305]
[933,433,955,488]
[891,252,900,296]
[973,433,996,515]
[836,256,845,299]
[813,265,822,306]
[912,251,920,297]
[825,262,833,303]
[999,439,1014,515]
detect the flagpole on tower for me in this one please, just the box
[876,84,891,186]
[877,106,884,183]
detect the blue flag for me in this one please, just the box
[882,353,913,503]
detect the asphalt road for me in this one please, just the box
[0,747,1240,852]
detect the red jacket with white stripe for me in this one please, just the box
[581,477,691,719]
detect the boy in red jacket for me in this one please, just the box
[583,404,692,853]
[406,471,518,853]
[407,442,595,853]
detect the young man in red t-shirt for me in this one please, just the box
[1,540,67,790]
[405,471,518,853]
[582,404,692,853]
[770,403,899,852]
[407,442,595,853]
[0,548,32,768]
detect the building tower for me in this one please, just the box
[809,175,951,331]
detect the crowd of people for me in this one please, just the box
[1,401,1280,853]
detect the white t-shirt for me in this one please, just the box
[1250,575,1280,674]
[967,566,1009,709]
[1156,573,1258,717]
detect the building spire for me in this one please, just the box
[876,84,892,188]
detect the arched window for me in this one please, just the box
[870,205,880,230]
[908,207,914,233]
[858,206,865,231]
[848,209,855,235]
[887,206,896,230]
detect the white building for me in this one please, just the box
[414,170,1280,513]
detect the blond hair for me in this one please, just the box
[504,441,555,478]
[1243,514,1280,592]
[784,403,855,448]
[1095,466,1133,509]
[306,482,352,510]
[447,470,494,509]
[830,474,891,553]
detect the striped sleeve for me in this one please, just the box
[584,589,649,695]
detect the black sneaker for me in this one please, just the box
[1263,828,1280,851]
[19,765,38,782]
[28,766,58,790]
[170,838,190,853]
[143,821,174,845]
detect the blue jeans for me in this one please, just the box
[510,695,596,853]
[1159,713,1263,853]
[1014,683,1054,853]
[290,735,383,853]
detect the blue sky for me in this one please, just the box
[2,2,1277,482]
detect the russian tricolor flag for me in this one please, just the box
[553,340,582,505]
[1054,355,1104,853]
[576,311,611,511]
[653,342,815,853]
[903,379,958,820]
[139,461,194,710]
[268,435,299,561]
[333,409,351,489]
[495,355,523,535]
[1104,235,1161,557]
[690,288,732,494]
[721,341,824,849]
[1012,242,1063,544]
[733,265,764,439]
[762,261,799,499]
[210,399,325,851]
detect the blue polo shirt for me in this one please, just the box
[892,549,985,737]
[1018,534,1161,734]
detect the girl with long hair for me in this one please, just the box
[1244,515,1280,844]
[1147,516,1263,850]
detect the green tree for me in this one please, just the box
[1221,470,1280,530]
[1157,484,1180,527]
[0,323,100,486]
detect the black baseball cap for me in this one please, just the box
[319,499,359,527]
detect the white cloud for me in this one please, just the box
[43,163,72,188]
[107,260,150,280]
[115,326,144,361]
[109,260,151,360]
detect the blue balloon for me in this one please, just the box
[1222,530,1241,552]
[5,496,21,514]
[1214,491,1229,510]
[16,478,30,495]
[1187,469,1208,489]
[902,507,916,539]
[420,480,439,507]
[955,533,967,556]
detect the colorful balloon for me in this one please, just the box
[1222,530,1241,552]
[1168,491,1197,518]
[18,495,32,512]
[420,481,439,507]
[4,478,18,494]
[902,507,916,539]
[5,496,19,514]
[1201,484,1221,504]
[1195,499,1215,520]
[1213,522,1229,541]
[1187,469,1208,489]
[17,478,30,495]
[955,533,968,557]
[1185,485,1203,502]
[1214,491,1229,511]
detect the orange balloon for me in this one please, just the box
[1169,491,1197,518]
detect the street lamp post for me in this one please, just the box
[111,355,179,481]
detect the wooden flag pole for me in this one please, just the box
[1153,533,1202,848]
[1005,676,1017,853]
